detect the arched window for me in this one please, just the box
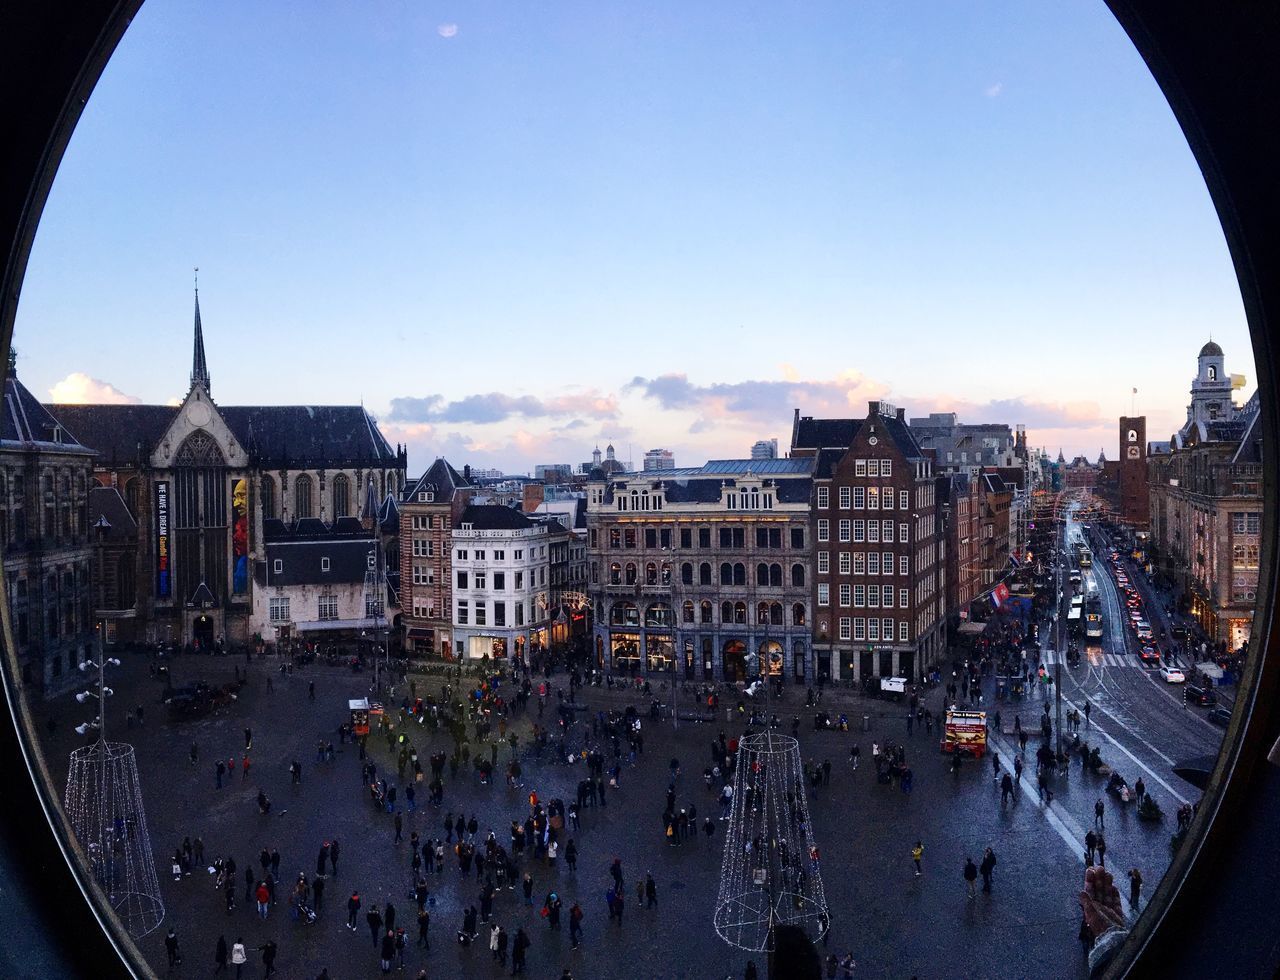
[661,562,672,585]
[260,475,276,520]
[757,562,769,586]
[700,600,713,623]
[332,473,351,518]
[294,474,314,519]
[1207,365,1217,380]
[700,562,713,585]
[792,602,806,626]
[721,601,734,624]
[770,563,783,587]
[645,602,672,628]
[720,562,732,585]
[682,600,695,623]
[757,601,770,625]
[792,564,805,587]
[770,602,784,626]
[610,601,639,626]
[733,563,746,586]
[646,562,658,585]
[609,562,622,585]
[681,563,694,585]
[624,562,637,585]
[1128,429,1138,443]
[733,601,747,624]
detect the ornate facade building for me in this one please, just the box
[2,357,97,697]
[790,403,945,685]
[586,459,814,682]
[45,290,406,648]
[1148,342,1262,651]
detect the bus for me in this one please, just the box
[1067,606,1083,637]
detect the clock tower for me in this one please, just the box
[1118,416,1149,531]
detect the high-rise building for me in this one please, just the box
[642,448,675,471]
[751,439,779,460]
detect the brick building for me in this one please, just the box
[397,458,472,658]
[790,402,945,684]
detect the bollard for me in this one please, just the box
[862,714,870,732]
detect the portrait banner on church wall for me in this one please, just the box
[232,478,248,594]
[155,481,171,598]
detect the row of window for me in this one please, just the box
[596,526,806,551]
[816,519,908,544]
[816,486,907,511]
[409,514,447,531]
[817,552,908,578]
[1231,512,1262,534]
[457,569,543,590]
[457,599,534,628]
[457,548,538,562]
[609,598,806,628]
[821,583,910,609]
[268,594,381,623]
[259,470,403,521]
[836,616,910,643]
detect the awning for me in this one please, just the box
[956,622,987,636]
[407,628,435,639]
[295,617,386,633]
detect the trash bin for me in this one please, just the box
[862,715,870,732]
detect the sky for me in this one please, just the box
[13,1,1254,475]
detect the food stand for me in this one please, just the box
[349,698,372,736]
[940,708,987,758]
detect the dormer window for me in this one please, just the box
[273,559,283,574]
[321,557,331,572]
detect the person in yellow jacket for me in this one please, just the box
[911,841,924,876]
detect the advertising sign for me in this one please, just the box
[232,478,248,594]
[155,481,171,598]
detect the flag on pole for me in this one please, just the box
[1008,552,1021,568]
[991,582,1010,608]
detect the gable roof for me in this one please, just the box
[402,457,470,502]
[3,376,95,455]
[460,504,536,531]
[45,402,398,468]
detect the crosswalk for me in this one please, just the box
[1041,650,1142,669]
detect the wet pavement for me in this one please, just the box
[26,633,1210,980]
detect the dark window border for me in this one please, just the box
[1,2,1279,977]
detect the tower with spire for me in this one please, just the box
[190,270,210,396]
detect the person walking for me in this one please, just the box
[1000,772,1015,807]
[1095,798,1105,828]
[849,744,860,770]
[644,872,657,909]
[330,839,340,876]
[347,890,361,930]
[1134,777,1146,805]
[1084,700,1092,726]
[963,858,978,899]
[991,751,1001,784]
[1096,833,1108,869]
[980,848,997,893]
[258,940,277,979]
[380,929,396,974]
[417,906,431,949]
[511,926,530,975]
[565,839,577,874]
[569,902,584,949]
[215,935,229,973]
[367,904,383,946]
[1085,830,1098,865]
[255,881,270,919]
[230,939,247,979]
[1128,867,1143,909]
[911,841,923,877]
[164,928,181,972]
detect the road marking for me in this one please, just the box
[987,729,1134,922]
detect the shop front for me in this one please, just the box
[610,632,642,673]
[646,634,674,673]
[467,635,509,660]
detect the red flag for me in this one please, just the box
[992,582,1010,607]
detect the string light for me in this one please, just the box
[714,731,829,952]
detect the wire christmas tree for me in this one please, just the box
[714,731,830,952]
[63,631,164,940]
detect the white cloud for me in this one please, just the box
[984,82,1003,98]
[437,23,458,38]
[48,372,141,405]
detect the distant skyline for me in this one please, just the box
[14,2,1253,475]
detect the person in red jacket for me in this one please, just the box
[255,882,271,919]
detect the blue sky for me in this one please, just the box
[14,1,1252,474]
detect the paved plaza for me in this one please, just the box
[33,648,1197,980]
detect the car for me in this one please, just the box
[1185,683,1218,706]
[1139,646,1160,663]
[1136,630,1154,642]
[1160,665,1186,683]
[1207,706,1233,728]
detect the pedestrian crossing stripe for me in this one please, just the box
[1040,651,1138,669]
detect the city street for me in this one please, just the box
[31,646,1193,980]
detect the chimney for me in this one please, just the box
[463,464,471,482]
[868,401,880,417]
[523,482,545,514]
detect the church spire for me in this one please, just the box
[191,268,211,395]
